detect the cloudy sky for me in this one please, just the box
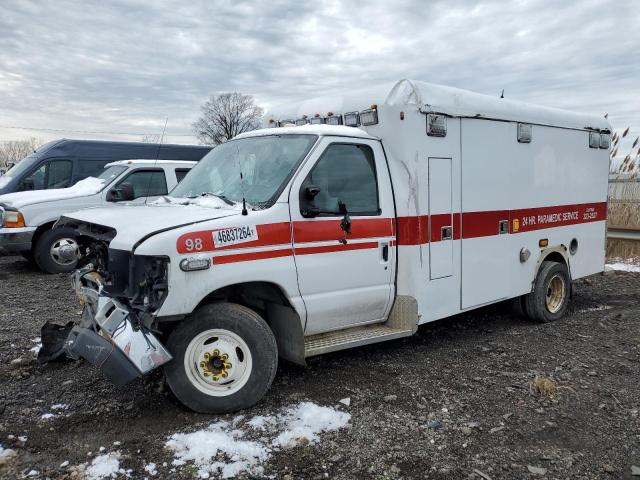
[1,0,638,156]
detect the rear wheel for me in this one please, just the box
[34,227,80,274]
[164,302,278,413]
[523,260,571,322]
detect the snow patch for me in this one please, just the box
[41,413,55,420]
[606,261,640,273]
[166,402,350,479]
[51,403,68,410]
[144,462,158,476]
[0,444,16,463]
[154,195,241,210]
[272,402,351,448]
[29,337,42,355]
[85,451,121,480]
[0,176,105,208]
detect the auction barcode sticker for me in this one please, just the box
[213,226,258,248]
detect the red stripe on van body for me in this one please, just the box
[293,218,393,243]
[177,222,290,254]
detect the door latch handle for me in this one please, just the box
[441,226,453,240]
[380,242,389,262]
[498,220,509,234]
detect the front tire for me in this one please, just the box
[523,261,571,322]
[164,302,278,414]
[34,227,80,274]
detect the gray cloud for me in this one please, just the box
[0,0,638,157]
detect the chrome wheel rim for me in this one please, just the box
[49,238,79,266]
[545,274,566,313]
[184,329,253,397]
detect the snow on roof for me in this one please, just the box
[105,159,198,167]
[265,79,611,132]
[0,177,105,209]
[236,124,375,140]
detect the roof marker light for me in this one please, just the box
[326,115,343,125]
[295,118,307,126]
[599,133,610,149]
[360,108,378,126]
[343,112,360,127]
[309,116,325,125]
[426,114,447,137]
[588,131,600,148]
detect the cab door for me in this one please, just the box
[289,137,396,335]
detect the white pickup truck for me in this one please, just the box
[0,159,195,273]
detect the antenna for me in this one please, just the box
[144,117,168,206]
[500,89,504,99]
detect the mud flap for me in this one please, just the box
[37,321,75,364]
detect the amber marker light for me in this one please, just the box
[3,211,26,228]
[539,239,549,247]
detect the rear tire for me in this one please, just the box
[164,302,278,414]
[34,227,80,274]
[523,261,571,322]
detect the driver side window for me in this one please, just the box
[21,160,73,191]
[303,143,379,215]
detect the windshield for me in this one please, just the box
[170,134,317,208]
[96,165,128,189]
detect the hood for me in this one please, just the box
[61,202,240,251]
[0,177,105,209]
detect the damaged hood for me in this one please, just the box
[60,203,240,251]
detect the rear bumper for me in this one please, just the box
[0,227,36,255]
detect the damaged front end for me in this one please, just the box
[38,220,173,386]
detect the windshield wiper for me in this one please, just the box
[189,192,236,206]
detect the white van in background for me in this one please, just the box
[0,159,195,273]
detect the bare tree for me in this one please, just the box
[0,137,43,169]
[193,93,263,145]
[140,134,162,143]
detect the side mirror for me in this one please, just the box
[22,178,35,191]
[300,184,321,218]
[107,182,135,202]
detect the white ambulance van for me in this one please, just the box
[41,79,611,413]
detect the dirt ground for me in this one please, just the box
[0,255,639,480]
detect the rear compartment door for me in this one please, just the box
[460,120,511,308]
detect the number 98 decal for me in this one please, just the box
[184,238,203,252]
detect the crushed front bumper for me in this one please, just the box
[0,226,36,255]
[39,267,172,385]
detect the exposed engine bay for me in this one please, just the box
[37,218,173,385]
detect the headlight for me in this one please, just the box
[2,210,25,228]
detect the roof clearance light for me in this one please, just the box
[360,108,378,126]
[599,133,610,149]
[343,111,360,127]
[588,131,600,148]
[295,118,308,126]
[326,115,343,125]
[517,123,532,143]
[309,116,325,125]
[180,257,211,272]
[280,119,295,127]
[426,114,447,137]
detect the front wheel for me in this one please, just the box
[34,227,80,274]
[523,261,571,322]
[164,302,278,413]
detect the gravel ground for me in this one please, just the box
[0,255,639,480]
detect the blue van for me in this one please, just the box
[0,139,212,195]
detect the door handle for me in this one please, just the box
[498,220,509,234]
[380,241,389,262]
[441,226,453,240]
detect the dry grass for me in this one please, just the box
[529,376,559,398]
[607,239,640,259]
